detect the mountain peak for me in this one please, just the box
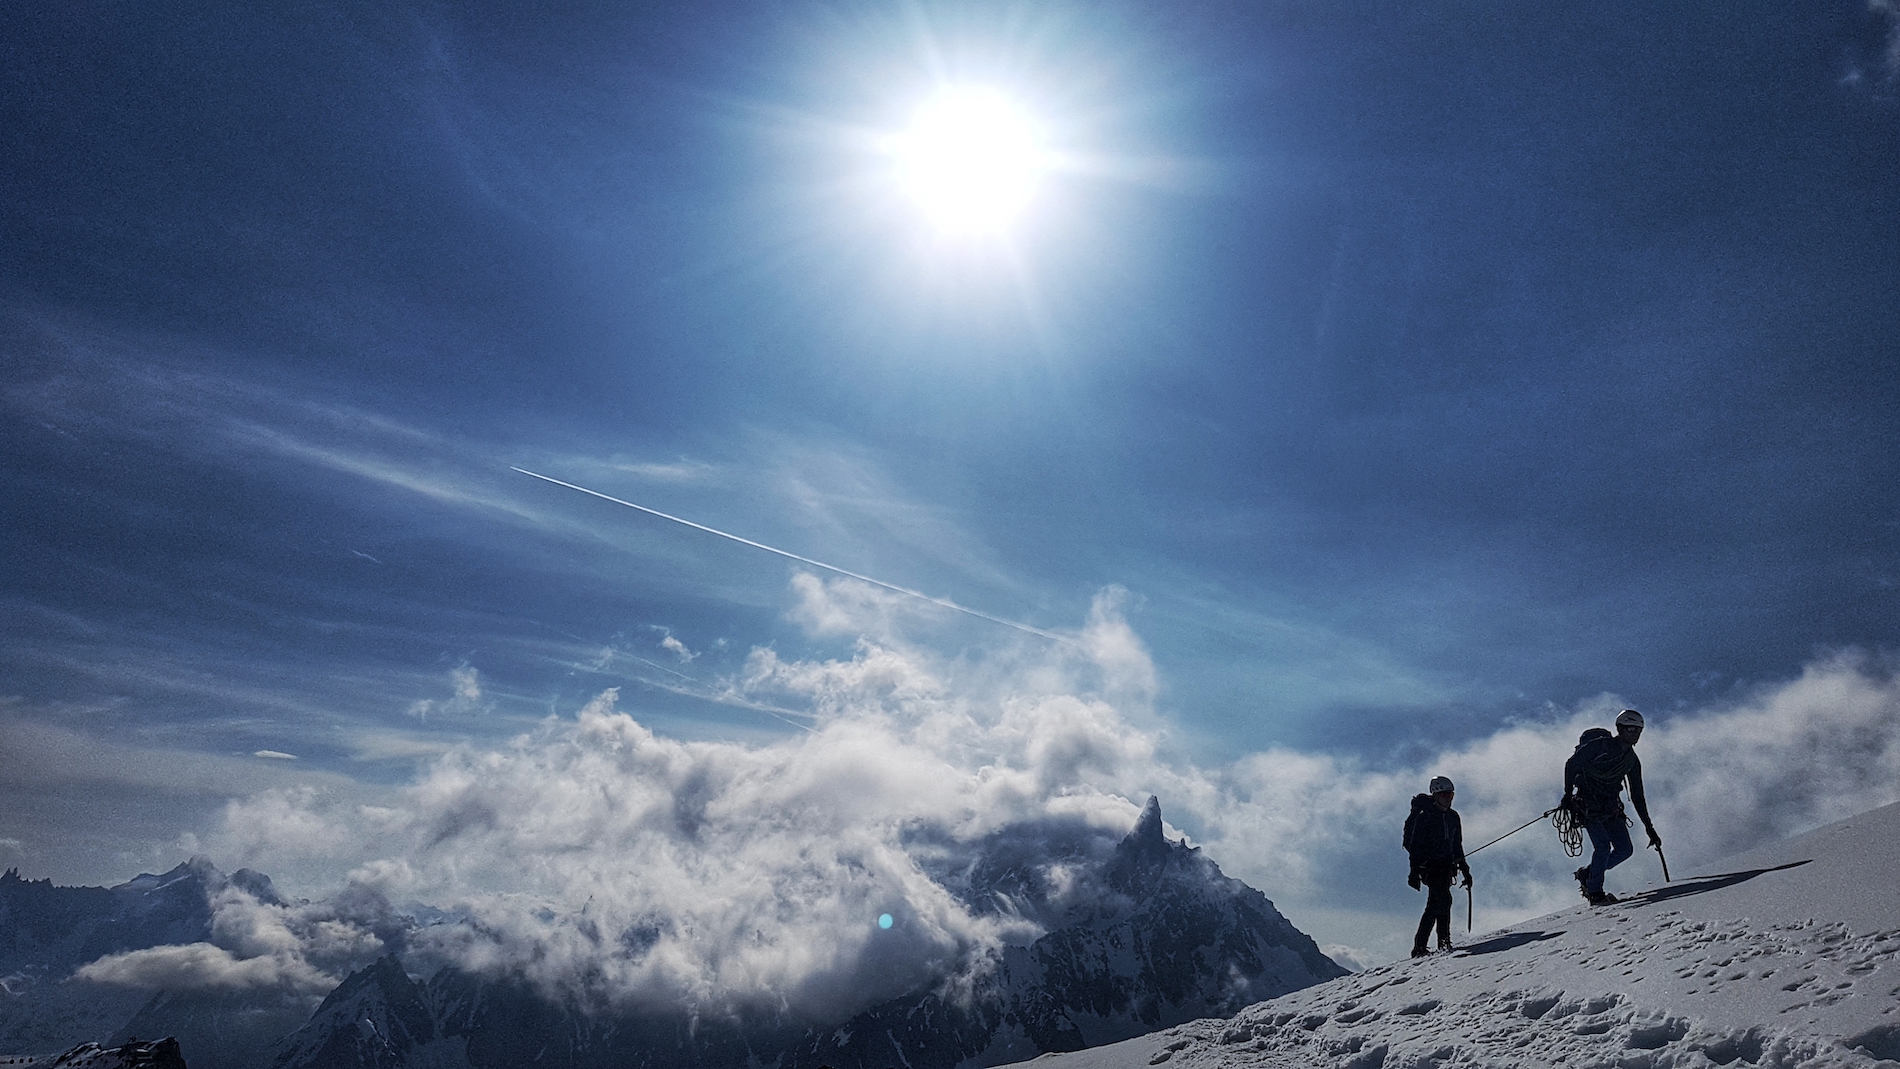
[112,858,219,895]
[230,868,284,906]
[1131,795,1165,848]
[1108,796,1177,888]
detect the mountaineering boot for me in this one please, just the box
[1574,867,1590,893]
[1437,940,1456,953]
[1410,944,1430,959]
[1585,890,1619,906]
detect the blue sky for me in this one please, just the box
[3,0,1899,967]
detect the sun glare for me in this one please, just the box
[890,88,1049,236]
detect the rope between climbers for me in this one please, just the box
[1467,805,1586,858]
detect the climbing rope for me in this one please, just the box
[1467,803,1588,858]
[1549,803,1585,858]
[1467,808,1554,856]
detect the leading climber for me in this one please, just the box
[1563,708,1662,905]
[1403,775,1471,957]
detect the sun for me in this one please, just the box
[888,87,1049,236]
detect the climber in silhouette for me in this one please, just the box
[1563,709,1661,905]
[1403,775,1471,957]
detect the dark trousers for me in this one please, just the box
[1584,817,1634,893]
[1412,859,1458,950]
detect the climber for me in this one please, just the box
[1403,775,1472,956]
[1562,709,1662,905]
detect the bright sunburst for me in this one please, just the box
[888,87,1049,236]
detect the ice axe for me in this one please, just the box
[1465,883,1473,933]
[1654,842,1671,882]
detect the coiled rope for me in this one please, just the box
[1549,803,1585,858]
[1467,804,1587,858]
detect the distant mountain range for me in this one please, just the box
[1,799,1345,1069]
[0,859,307,1069]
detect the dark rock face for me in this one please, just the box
[271,798,1344,1069]
[268,958,439,1069]
[112,989,315,1069]
[266,962,792,1069]
[785,797,1346,1069]
[0,860,321,1068]
[0,862,216,976]
[18,1037,189,1069]
[0,863,224,1055]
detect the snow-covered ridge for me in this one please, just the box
[1000,801,1900,1069]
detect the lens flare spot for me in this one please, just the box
[878,912,894,930]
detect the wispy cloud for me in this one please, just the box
[0,713,356,799]
[606,458,724,483]
[0,602,526,752]
[229,420,551,525]
[1871,1,1900,80]
[1840,1,1900,95]
[8,329,1038,649]
[407,665,487,720]
[514,466,1070,644]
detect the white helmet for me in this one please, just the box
[1615,709,1645,730]
[1428,775,1455,794]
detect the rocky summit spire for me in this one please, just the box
[1131,795,1165,850]
[1108,795,1175,888]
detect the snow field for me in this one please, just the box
[1013,801,1900,1069]
[1129,912,1900,1068]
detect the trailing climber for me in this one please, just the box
[1562,709,1662,905]
[1403,775,1471,957]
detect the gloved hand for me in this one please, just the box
[1646,826,1662,849]
[1407,864,1421,891]
[1459,865,1473,889]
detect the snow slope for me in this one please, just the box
[999,800,1900,1069]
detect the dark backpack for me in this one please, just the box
[1576,727,1612,751]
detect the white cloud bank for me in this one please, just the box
[200,578,1900,1017]
[75,871,403,998]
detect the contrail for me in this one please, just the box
[513,467,1074,645]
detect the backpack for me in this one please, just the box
[1575,727,1612,752]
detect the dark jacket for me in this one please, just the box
[1403,794,1467,866]
[1564,734,1653,827]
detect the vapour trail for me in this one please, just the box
[512,467,1075,646]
